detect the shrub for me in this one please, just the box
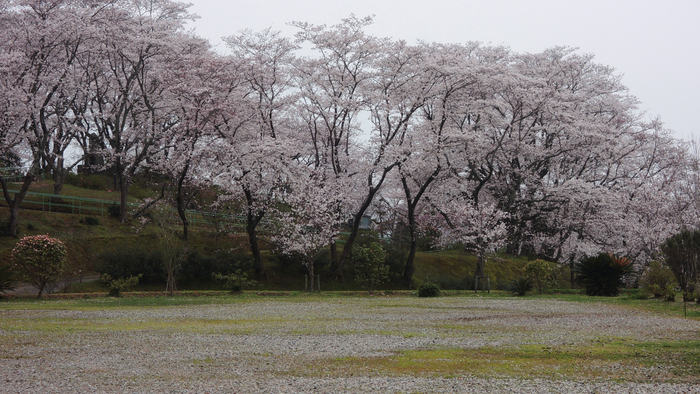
[107,204,121,218]
[96,242,163,284]
[508,277,534,296]
[80,216,100,226]
[179,249,253,281]
[640,261,677,298]
[101,273,141,297]
[12,235,67,298]
[661,284,677,302]
[212,270,256,293]
[0,265,16,296]
[352,242,389,294]
[418,283,441,297]
[574,253,633,297]
[661,230,700,297]
[524,259,557,294]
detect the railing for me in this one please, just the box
[0,189,245,229]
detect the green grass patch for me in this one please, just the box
[312,340,700,383]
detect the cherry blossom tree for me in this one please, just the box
[147,47,244,240]
[270,168,344,291]
[393,42,507,285]
[213,28,298,280]
[82,0,197,223]
[0,0,100,235]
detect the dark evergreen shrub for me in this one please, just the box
[508,277,534,296]
[418,283,441,297]
[107,204,121,218]
[574,253,633,297]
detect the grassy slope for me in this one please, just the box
[1,177,535,292]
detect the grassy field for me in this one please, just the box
[1,294,699,393]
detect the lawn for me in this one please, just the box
[1,294,699,393]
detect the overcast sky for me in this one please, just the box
[187,0,700,141]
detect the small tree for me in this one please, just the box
[639,261,677,298]
[524,259,558,294]
[574,253,633,297]
[661,230,700,300]
[12,235,67,298]
[352,242,389,295]
[151,204,189,296]
[213,271,256,294]
[101,274,141,297]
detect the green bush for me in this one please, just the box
[352,242,389,294]
[661,284,677,302]
[418,283,441,297]
[574,253,633,297]
[508,277,534,296]
[524,259,557,294]
[102,273,141,297]
[12,235,67,297]
[212,270,256,293]
[640,261,677,298]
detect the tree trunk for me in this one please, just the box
[569,254,576,289]
[307,259,314,292]
[335,189,380,281]
[244,188,266,281]
[1,171,35,237]
[114,160,130,223]
[52,168,65,196]
[402,238,418,288]
[474,250,486,278]
[329,241,338,272]
[176,202,189,241]
[401,207,418,288]
[176,164,190,241]
[166,262,176,296]
[119,183,129,223]
[8,205,20,237]
[399,165,440,289]
[247,221,265,281]
[51,151,66,196]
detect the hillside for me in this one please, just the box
[0,177,538,293]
